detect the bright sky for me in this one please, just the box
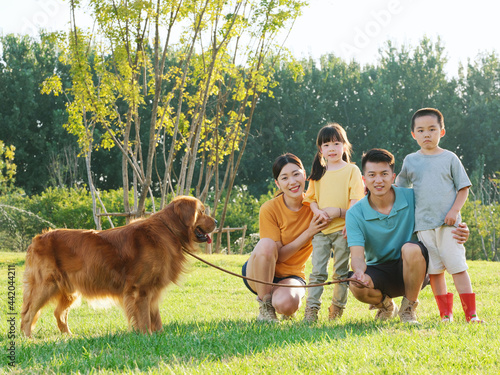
[1,0,499,76]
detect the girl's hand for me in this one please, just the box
[308,214,329,237]
[311,208,330,222]
[322,207,342,219]
[342,225,347,239]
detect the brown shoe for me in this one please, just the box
[328,304,344,320]
[303,306,319,322]
[256,295,279,323]
[370,295,398,321]
[398,297,420,324]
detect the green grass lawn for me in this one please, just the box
[1,252,499,374]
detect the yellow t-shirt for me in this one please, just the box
[304,163,365,234]
[259,194,313,279]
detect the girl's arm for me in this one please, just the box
[310,201,330,221]
[322,206,345,219]
[445,187,469,226]
[276,215,328,263]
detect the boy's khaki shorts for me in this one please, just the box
[417,226,468,275]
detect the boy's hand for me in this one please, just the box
[444,208,459,226]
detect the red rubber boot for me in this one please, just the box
[459,293,484,323]
[435,293,453,322]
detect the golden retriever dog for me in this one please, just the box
[21,196,216,337]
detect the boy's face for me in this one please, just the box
[362,161,396,198]
[411,115,445,153]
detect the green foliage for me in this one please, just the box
[204,185,273,254]
[1,253,499,373]
[0,33,79,194]
[0,187,157,252]
[462,173,500,261]
[0,140,16,192]
[240,38,500,197]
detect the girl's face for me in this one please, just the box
[320,139,345,164]
[275,163,306,199]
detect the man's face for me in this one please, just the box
[363,161,396,197]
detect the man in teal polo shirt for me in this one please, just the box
[346,149,469,323]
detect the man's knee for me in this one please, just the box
[401,243,424,263]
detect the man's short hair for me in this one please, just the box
[361,148,395,173]
[411,108,444,131]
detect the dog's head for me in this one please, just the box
[171,196,217,244]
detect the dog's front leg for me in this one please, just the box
[126,288,152,334]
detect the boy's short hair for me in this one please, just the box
[361,148,395,173]
[411,108,445,131]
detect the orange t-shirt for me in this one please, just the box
[259,194,313,279]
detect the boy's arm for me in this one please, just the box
[395,159,410,187]
[444,186,470,226]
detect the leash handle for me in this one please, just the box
[184,250,367,289]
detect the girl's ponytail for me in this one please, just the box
[308,151,326,181]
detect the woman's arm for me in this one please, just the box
[276,215,328,263]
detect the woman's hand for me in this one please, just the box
[307,214,329,237]
[452,222,469,244]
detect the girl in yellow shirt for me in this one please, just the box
[303,123,365,322]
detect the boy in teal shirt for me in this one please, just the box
[396,108,482,323]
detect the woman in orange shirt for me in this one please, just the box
[242,153,344,322]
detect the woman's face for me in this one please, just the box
[275,162,306,199]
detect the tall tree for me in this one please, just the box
[43,0,307,238]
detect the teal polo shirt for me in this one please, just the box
[346,186,416,265]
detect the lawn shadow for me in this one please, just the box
[15,318,380,372]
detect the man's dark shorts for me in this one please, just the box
[349,241,429,298]
[241,260,306,295]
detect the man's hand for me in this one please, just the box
[452,222,469,244]
[351,270,370,287]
